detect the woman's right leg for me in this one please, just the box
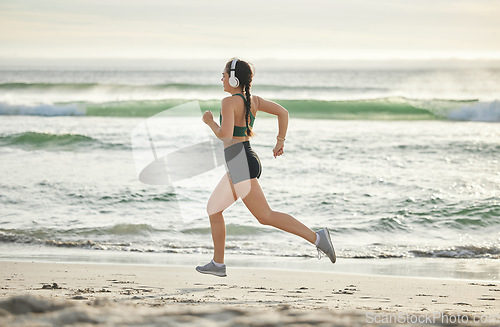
[240,178,317,244]
[207,172,239,263]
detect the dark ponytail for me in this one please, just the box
[225,58,255,137]
[244,84,253,137]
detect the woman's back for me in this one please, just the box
[227,94,258,128]
[219,94,259,146]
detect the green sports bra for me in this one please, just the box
[219,93,255,137]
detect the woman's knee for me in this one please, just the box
[206,203,214,216]
[208,210,224,222]
[207,202,223,217]
[207,194,228,216]
[254,210,273,225]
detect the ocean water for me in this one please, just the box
[0,61,499,280]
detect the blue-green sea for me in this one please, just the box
[0,60,499,281]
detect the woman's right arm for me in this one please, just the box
[255,96,288,158]
[202,97,234,143]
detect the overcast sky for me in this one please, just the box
[1,0,499,60]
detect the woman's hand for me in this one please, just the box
[202,110,213,125]
[273,140,285,158]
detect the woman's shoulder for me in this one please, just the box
[251,94,261,108]
[252,94,262,111]
[220,97,236,112]
[221,95,243,105]
[222,95,235,102]
[221,94,261,107]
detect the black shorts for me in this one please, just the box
[224,141,262,184]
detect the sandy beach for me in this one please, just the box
[0,261,499,326]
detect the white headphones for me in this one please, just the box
[228,58,240,88]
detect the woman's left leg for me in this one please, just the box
[240,178,317,244]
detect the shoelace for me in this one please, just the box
[317,248,325,260]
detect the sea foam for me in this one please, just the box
[447,100,500,122]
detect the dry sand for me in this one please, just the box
[0,261,499,326]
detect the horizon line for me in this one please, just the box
[2,56,500,61]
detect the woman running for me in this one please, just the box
[198,58,336,277]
